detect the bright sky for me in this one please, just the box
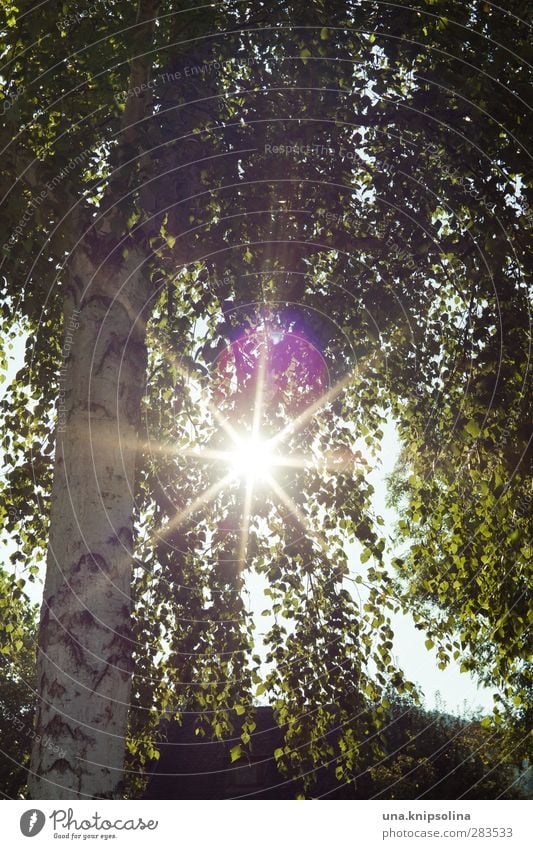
[366,418,494,715]
[0,332,495,716]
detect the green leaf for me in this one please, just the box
[230,744,242,763]
[464,420,481,438]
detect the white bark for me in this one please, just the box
[28,246,149,798]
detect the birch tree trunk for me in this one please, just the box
[28,247,150,799]
[26,0,160,800]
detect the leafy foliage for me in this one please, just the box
[0,0,530,795]
[0,569,37,797]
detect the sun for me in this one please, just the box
[161,322,358,564]
[227,436,276,483]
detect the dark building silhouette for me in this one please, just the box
[146,706,351,799]
[145,704,530,800]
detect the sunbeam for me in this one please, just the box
[159,472,235,538]
[270,369,355,449]
[152,322,366,568]
[266,474,331,559]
